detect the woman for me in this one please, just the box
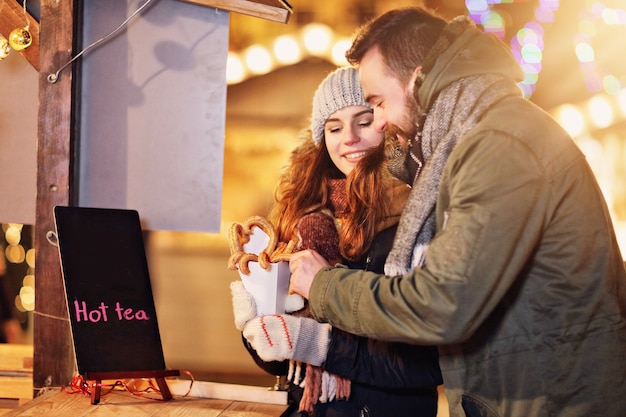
[232,67,442,417]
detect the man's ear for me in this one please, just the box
[407,65,422,94]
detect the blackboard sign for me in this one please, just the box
[53,206,168,375]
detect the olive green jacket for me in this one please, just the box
[308,21,626,417]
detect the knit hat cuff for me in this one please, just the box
[311,67,371,144]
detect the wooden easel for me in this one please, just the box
[84,369,180,404]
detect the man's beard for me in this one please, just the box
[387,93,422,145]
[385,93,424,184]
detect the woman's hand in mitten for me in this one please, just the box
[284,293,305,313]
[231,281,305,331]
[242,314,330,366]
[230,280,257,331]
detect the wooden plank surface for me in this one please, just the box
[1,388,288,417]
[168,380,287,405]
[0,377,31,401]
[0,344,34,410]
[0,344,33,373]
[177,0,292,23]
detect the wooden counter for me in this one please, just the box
[1,387,289,417]
[0,344,33,413]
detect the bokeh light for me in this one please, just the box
[465,0,561,99]
[554,104,585,137]
[575,2,626,95]
[243,45,273,75]
[301,23,333,57]
[273,35,302,65]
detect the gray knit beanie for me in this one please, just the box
[311,66,371,145]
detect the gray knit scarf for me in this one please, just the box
[385,41,522,276]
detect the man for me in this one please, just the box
[288,7,626,417]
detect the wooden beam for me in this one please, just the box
[0,0,40,70]
[33,0,76,393]
[177,0,292,23]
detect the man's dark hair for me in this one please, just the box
[346,7,447,86]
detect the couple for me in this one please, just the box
[233,6,626,417]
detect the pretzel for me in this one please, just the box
[227,216,296,275]
[243,216,279,257]
[228,222,249,257]
[236,253,259,275]
[270,240,297,263]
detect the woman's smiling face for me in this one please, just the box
[323,105,383,176]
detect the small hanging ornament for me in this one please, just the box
[0,35,10,60]
[9,27,32,51]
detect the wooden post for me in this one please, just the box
[33,0,77,393]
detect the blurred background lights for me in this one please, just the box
[535,4,557,22]
[330,38,351,66]
[19,285,34,306]
[0,35,10,60]
[25,248,35,268]
[1,223,35,316]
[481,11,505,38]
[555,104,585,137]
[18,275,35,312]
[601,7,620,24]
[4,223,22,246]
[5,244,25,264]
[603,75,621,96]
[273,34,301,65]
[243,44,273,75]
[575,1,626,95]
[588,95,614,128]
[466,0,561,99]
[226,51,246,84]
[517,24,543,47]
[521,43,542,64]
[221,0,625,124]
[618,88,626,115]
[466,0,489,20]
[575,41,595,63]
[301,23,333,56]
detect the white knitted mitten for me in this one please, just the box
[284,292,305,312]
[230,281,257,331]
[242,314,331,366]
[230,281,305,330]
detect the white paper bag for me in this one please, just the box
[239,261,290,315]
[238,225,291,315]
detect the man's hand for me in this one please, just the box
[288,249,330,299]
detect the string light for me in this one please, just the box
[8,27,32,51]
[0,35,10,60]
[8,0,32,52]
